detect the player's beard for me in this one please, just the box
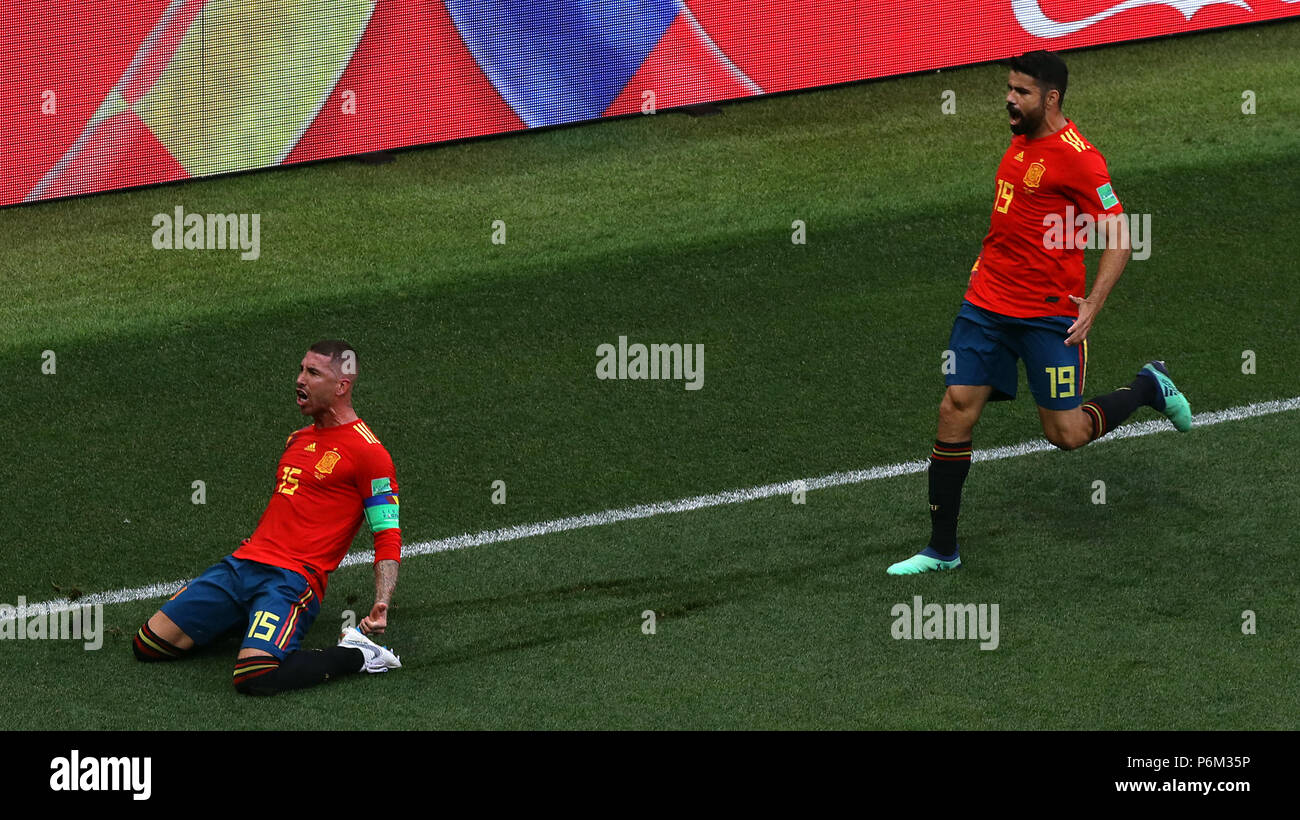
[1008,102,1042,136]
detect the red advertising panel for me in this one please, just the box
[4,1,1298,207]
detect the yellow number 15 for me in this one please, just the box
[247,610,280,641]
[276,466,302,496]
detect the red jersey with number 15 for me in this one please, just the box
[964,119,1123,319]
[233,419,401,600]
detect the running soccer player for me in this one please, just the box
[132,340,404,693]
[887,51,1192,575]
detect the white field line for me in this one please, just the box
[6,396,1297,621]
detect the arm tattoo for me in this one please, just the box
[374,559,399,606]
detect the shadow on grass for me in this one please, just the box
[418,547,868,665]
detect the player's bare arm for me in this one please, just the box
[361,559,400,634]
[1066,213,1131,345]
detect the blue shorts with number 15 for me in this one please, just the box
[946,300,1088,410]
[160,556,320,660]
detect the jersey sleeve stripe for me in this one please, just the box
[353,422,381,444]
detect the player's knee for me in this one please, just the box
[1046,428,1088,451]
[939,394,978,436]
[942,388,983,417]
[132,621,188,662]
[233,655,283,696]
[938,394,960,426]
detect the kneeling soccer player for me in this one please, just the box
[133,340,403,693]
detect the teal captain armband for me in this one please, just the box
[363,492,400,532]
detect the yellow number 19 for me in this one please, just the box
[994,179,1015,213]
[1045,366,1076,399]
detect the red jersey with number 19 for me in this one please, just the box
[964,119,1123,319]
[233,419,401,600]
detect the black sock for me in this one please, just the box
[928,440,972,557]
[133,623,187,661]
[233,647,363,696]
[1081,372,1156,440]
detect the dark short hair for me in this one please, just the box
[308,339,357,378]
[1008,50,1068,107]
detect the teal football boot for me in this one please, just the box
[1139,360,1192,432]
[887,548,962,575]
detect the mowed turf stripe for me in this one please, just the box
[7,395,1297,621]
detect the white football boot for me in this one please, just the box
[337,626,402,673]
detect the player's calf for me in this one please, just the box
[232,630,399,696]
[232,647,367,696]
[1079,360,1191,441]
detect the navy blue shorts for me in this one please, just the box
[160,556,320,659]
[946,300,1089,410]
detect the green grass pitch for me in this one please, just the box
[1,21,1298,730]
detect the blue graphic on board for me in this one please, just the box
[444,0,681,127]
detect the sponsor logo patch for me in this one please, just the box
[1097,182,1119,209]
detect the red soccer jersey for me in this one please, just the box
[964,119,1123,318]
[233,419,401,599]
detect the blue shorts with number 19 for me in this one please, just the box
[946,300,1088,411]
[160,556,320,660]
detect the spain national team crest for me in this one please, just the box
[1023,161,1045,188]
[314,450,341,474]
